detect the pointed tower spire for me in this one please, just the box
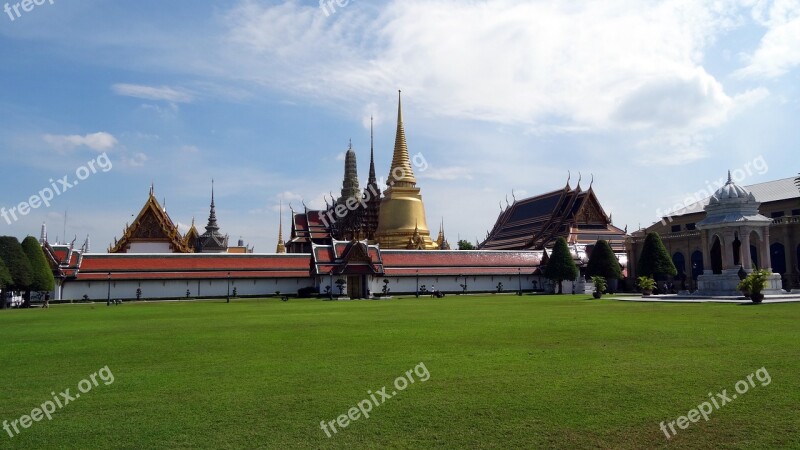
[40,222,47,244]
[206,179,219,232]
[364,115,382,242]
[276,199,286,253]
[388,90,416,186]
[368,115,377,186]
[375,91,436,250]
[727,170,732,184]
[339,144,360,203]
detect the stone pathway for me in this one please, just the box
[605,294,800,304]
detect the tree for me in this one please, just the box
[21,236,55,300]
[0,237,33,306]
[458,240,476,250]
[543,237,579,294]
[586,240,622,280]
[0,257,12,309]
[637,232,677,280]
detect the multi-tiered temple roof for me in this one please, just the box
[480,177,626,252]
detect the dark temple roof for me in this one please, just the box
[479,183,627,251]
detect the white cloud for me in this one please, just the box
[220,0,751,134]
[736,0,800,78]
[43,132,118,152]
[121,152,148,167]
[112,83,193,103]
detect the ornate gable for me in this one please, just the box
[110,190,190,253]
[574,190,609,225]
[184,219,199,252]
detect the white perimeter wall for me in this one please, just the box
[61,277,315,300]
[61,275,590,300]
[314,274,546,295]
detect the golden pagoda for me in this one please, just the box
[375,91,438,250]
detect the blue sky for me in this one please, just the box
[1,0,798,252]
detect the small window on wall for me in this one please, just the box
[771,211,785,218]
[671,225,681,233]
[792,209,800,216]
[686,223,696,230]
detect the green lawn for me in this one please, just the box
[1,295,798,449]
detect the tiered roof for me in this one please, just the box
[311,240,384,275]
[480,179,626,252]
[74,253,311,281]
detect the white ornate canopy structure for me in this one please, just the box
[695,172,783,295]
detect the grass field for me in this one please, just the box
[1,294,798,449]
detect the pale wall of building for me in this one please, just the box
[61,277,313,301]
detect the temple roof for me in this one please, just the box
[288,210,332,245]
[480,181,626,251]
[667,175,799,218]
[109,188,190,253]
[74,253,311,280]
[312,240,384,275]
[381,249,542,276]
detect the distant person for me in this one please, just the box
[43,293,50,309]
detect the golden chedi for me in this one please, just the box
[375,92,438,250]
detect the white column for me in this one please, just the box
[741,228,752,270]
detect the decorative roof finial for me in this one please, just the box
[727,170,732,184]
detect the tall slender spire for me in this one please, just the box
[388,90,416,186]
[368,116,377,186]
[40,222,47,244]
[206,179,219,232]
[276,199,286,253]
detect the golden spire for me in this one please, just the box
[276,200,286,253]
[388,90,416,186]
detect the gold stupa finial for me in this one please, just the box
[276,199,286,253]
[388,90,416,187]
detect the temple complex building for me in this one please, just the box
[38,91,609,301]
[626,175,800,292]
[108,183,249,254]
[478,176,629,282]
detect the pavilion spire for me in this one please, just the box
[206,179,219,233]
[388,90,416,187]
